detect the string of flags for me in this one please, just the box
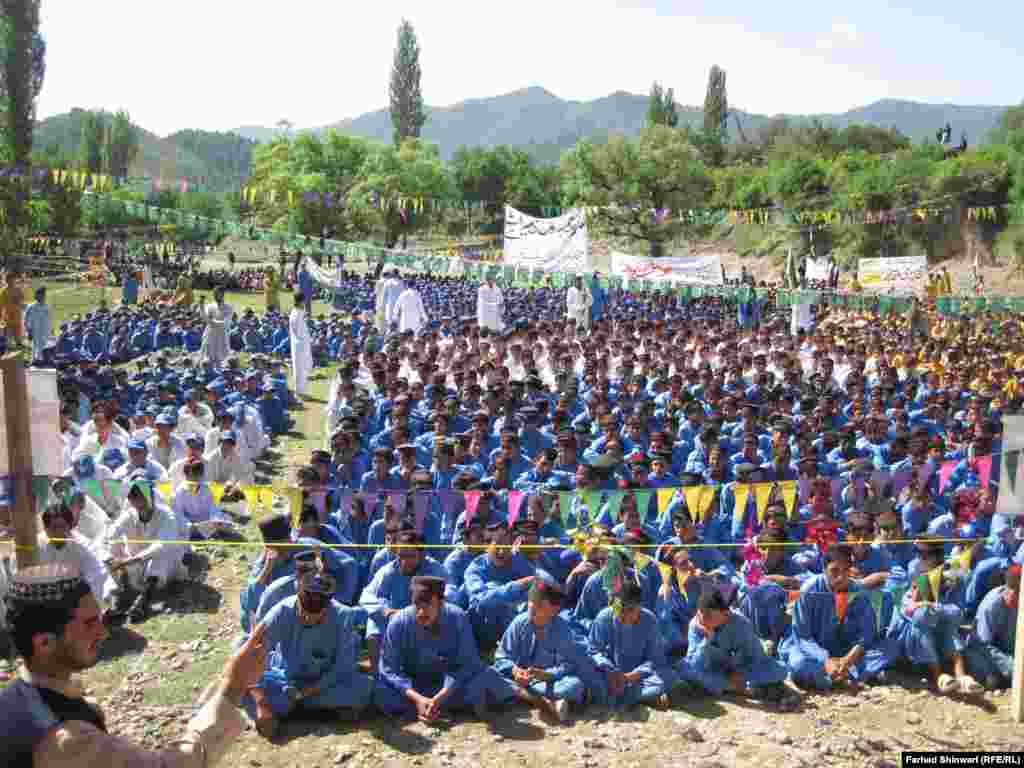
[233,182,1017,225]
[0,166,216,194]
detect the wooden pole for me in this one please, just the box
[1013,575,1024,722]
[1,353,37,569]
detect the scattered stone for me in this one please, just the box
[334,750,354,765]
[905,713,922,726]
[773,733,793,745]
[582,738,605,750]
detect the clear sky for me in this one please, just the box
[35,0,1024,137]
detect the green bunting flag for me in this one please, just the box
[633,490,653,520]
[577,489,601,528]
[558,492,576,528]
[1006,449,1020,496]
[604,491,626,523]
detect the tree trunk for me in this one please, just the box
[648,240,664,259]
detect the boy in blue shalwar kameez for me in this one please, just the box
[780,544,888,689]
[679,586,790,701]
[492,576,602,720]
[246,568,374,739]
[374,575,505,721]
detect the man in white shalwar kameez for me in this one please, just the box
[566,276,593,330]
[203,287,234,367]
[289,291,314,397]
[23,286,51,364]
[381,270,405,333]
[391,282,428,335]
[102,476,187,621]
[477,278,505,332]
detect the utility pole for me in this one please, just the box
[1014,594,1024,722]
[1,353,37,568]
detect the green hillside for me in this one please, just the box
[33,110,253,190]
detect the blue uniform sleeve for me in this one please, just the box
[588,610,618,672]
[448,609,483,692]
[379,611,413,692]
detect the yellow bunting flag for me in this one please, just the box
[656,560,673,587]
[656,488,676,521]
[257,487,276,512]
[952,542,978,573]
[697,486,716,521]
[242,484,260,513]
[209,483,225,505]
[732,484,750,529]
[285,487,304,527]
[683,486,704,522]
[928,566,943,603]
[633,551,652,572]
[156,482,172,499]
[780,480,798,517]
[753,482,773,524]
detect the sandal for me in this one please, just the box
[957,675,984,695]
[937,673,957,694]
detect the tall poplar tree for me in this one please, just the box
[646,81,678,128]
[0,0,45,233]
[703,65,728,137]
[388,19,426,146]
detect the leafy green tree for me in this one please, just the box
[0,0,44,166]
[166,130,254,191]
[44,179,82,235]
[389,19,426,146]
[107,110,140,179]
[451,145,560,212]
[990,104,1024,145]
[179,190,223,220]
[78,110,105,173]
[0,0,45,233]
[349,138,453,248]
[702,65,728,137]
[561,125,713,258]
[247,130,374,239]
[646,82,678,128]
[833,124,910,155]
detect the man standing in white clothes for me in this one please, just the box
[289,291,314,397]
[391,280,428,335]
[381,270,405,333]
[566,275,592,330]
[477,277,504,332]
[375,269,390,334]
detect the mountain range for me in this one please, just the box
[233,87,1012,162]
[34,88,1013,184]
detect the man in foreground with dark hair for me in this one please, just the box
[374,575,505,722]
[0,562,267,766]
[679,586,790,701]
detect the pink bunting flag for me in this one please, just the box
[385,491,406,517]
[463,491,482,523]
[798,477,812,505]
[938,461,956,494]
[891,469,913,496]
[436,490,459,526]
[413,492,430,534]
[869,470,889,496]
[507,490,525,525]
